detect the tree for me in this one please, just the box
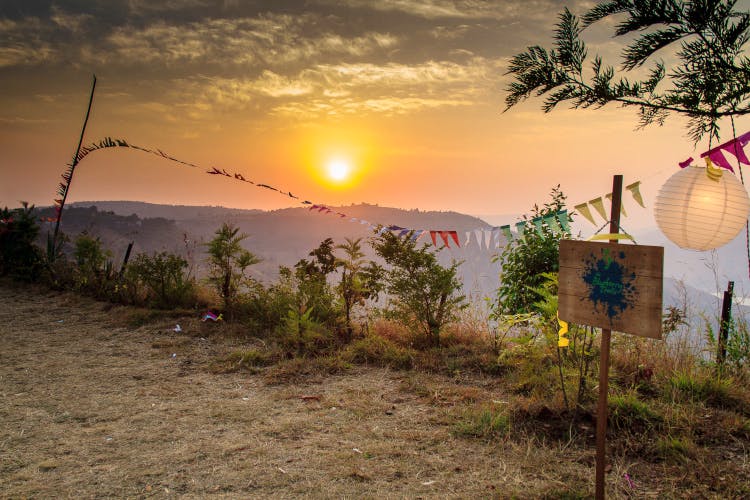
[206,223,260,316]
[335,237,383,342]
[372,231,466,347]
[495,187,570,314]
[292,238,340,328]
[0,202,44,282]
[504,0,750,142]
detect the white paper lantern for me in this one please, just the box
[655,164,750,251]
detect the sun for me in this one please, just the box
[326,159,351,182]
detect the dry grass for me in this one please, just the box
[1,283,749,498]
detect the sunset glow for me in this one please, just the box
[0,1,744,220]
[326,159,351,182]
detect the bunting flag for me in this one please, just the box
[698,130,750,172]
[430,230,438,246]
[500,225,513,241]
[589,197,608,221]
[574,203,596,226]
[605,193,627,216]
[556,210,571,233]
[543,214,561,233]
[626,181,645,208]
[515,221,526,238]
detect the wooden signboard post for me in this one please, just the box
[558,175,663,499]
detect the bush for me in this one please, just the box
[128,251,197,309]
[342,335,414,369]
[0,203,45,282]
[72,232,117,297]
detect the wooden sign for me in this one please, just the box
[558,239,663,339]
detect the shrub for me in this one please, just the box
[668,372,741,410]
[72,232,116,297]
[372,231,466,347]
[128,251,196,309]
[495,186,568,315]
[342,335,414,369]
[0,203,45,282]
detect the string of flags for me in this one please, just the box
[571,181,644,227]
[44,135,651,248]
[680,130,750,173]
[50,136,577,249]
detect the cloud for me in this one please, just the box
[99,15,399,67]
[169,57,503,120]
[317,0,574,21]
[0,18,57,67]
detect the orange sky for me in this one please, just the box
[2,0,749,228]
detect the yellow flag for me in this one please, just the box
[557,312,569,348]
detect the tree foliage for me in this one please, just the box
[505,0,750,142]
[0,202,44,282]
[128,252,196,309]
[372,231,466,347]
[206,223,260,315]
[496,187,569,315]
[335,237,384,342]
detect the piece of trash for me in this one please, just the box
[105,436,113,442]
[56,320,64,323]
[277,467,287,474]
[173,324,182,333]
[171,353,177,358]
[422,480,436,486]
[201,311,223,322]
[353,448,362,454]
[242,397,249,401]
[624,473,635,489]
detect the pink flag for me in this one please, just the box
[439,231,451,248]
[449,231,460,247]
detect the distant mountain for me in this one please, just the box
[68,201,263,221]
[39,201,747,329]
[44,202,501,292]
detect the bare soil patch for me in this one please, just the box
[1,284,747,498]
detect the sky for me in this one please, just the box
[2,0,750,229]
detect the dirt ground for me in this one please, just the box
[0,284,747,499]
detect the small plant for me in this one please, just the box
[609,391,661,433]
[342,335,414,369]
[668,372,740,410]
[453,405,510,440]
[205,223,260,318]
[654,436,696,464]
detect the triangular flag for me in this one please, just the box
[556,210,571,233]
[706,150,734,172]
[543,214,561,234]
[574,203,596,226]
[500,225,513,241]
[449,231,460,247]
[463,231,472,246]
[589,197,607,221]
[531,217,544,235]
[430,230,438,246]
[625,181,645,208]
[515,221,526,237]
[398,229,410,238]
[439,231,451,248]
[411,229,425,241]
[605,193,628,217]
